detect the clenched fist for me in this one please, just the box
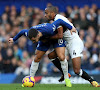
[9,38,14,43]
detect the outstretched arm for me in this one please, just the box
[9,29,28,43]
[52,19,76,35]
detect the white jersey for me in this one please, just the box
[54,14,84,59]
[54,14,80,42]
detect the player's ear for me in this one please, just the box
[37,33,40,38]
[37,31,42,38]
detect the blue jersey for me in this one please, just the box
[30,23,56,37]
[13,23,56,41]
[31,19,73,37]
[13,19,72,41]
[13,19,72,51]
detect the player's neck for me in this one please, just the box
[53,14,57,20]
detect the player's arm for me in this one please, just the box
[52,19,76,35]
[50,26,63,39]
[9,29,28,43]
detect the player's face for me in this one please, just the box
[45,9,54,20]
[31,36,39,43]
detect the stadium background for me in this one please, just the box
[0,0,100,84]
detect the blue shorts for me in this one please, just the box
[36,39,66,51]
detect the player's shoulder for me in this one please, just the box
[56,14,62,17]
[55,14,62,20]
[55,14,62,17]
[55,14,74,27]
[55,14,68,20]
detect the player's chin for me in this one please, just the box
[47,17,51,21]
[34,40,39,43]
[37,40,39,42]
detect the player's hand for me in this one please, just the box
[8,38,14,43]
[70,27,77,35]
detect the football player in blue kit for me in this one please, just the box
[9,19,75,87]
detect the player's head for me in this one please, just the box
[45,6,58,20]
[28,28,40,43]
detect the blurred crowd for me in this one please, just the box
[0,3,100,75]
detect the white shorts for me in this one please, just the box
[65,38,84,59]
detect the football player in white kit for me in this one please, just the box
[45,6,99,87]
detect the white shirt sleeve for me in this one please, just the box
[54,14,74,27]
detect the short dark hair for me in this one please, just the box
[47,6,58,14]
[28,28,38,39]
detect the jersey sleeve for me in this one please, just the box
[13,29,28,42]
[54,14,74,27]
[52,19,73,30]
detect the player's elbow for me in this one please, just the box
[58,35,63,39]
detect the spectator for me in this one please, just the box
[4,5,10,16]
[10,58,18,73]
[97,9,100,29]
[79,8,89,30]
[0,53,3,73]
[42,55,59,75]
[3,48,14,73]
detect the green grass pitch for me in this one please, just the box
[0,84,100,90]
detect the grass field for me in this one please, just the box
[0,84,100,90]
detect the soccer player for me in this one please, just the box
[44,6,99,87]
[9,19,75,87]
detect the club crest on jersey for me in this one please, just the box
[25,32,28,36]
